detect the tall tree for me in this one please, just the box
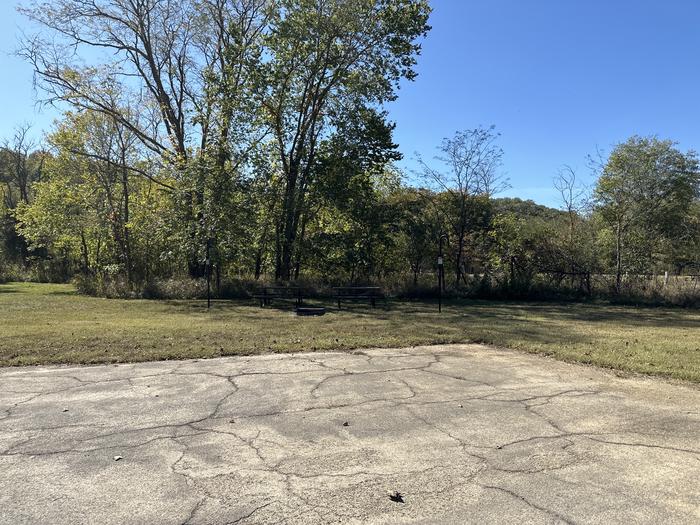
[594,136,700,293]
[19,0,268,276]
[261,0,431,280]
[15,110,177,284]
[1,124,44,208]
[392,187,439,285]
[552,165,596,290]
[418,126,506,286]
[0,124,46,264]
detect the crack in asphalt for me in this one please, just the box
[581,435,700,455]
[226,501,275,524]
[181,497,206,525]
[480,483,577,524]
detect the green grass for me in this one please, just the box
[1,282,699,382]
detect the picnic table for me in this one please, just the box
[332,286,385,309]
[252,286,303,308]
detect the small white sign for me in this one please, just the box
[437,257,443,265]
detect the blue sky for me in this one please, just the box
[2,1,700,207]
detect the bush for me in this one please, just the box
[142,278,208,300]
[73,274,139,298]
[0,260,29,283]
[68,269,700,308]
[75,274,256,300]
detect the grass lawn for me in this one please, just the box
[1,282,699,382]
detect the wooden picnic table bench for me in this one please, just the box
[332,286,385,309]
[252,286,303,308]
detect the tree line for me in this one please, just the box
[1,0,699,304]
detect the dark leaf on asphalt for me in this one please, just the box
[389,492,404,503]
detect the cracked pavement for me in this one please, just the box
[0,344,698,524]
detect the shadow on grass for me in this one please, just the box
[161,296,699,332]
[0,283,77,296]
[161,297,337,315]
[388,299,700,329]
[44,290,78,296]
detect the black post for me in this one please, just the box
[438,234,445,313]
[206,237,211,310]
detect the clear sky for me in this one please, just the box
[2,1,700,207]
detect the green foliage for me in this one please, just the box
[494,197,569,221]
[5,2,700,306]
[14,112,177,284]
[489,213,548,294]
[390,188,440,284]
[594,136,700,292]
[261,0,431,279]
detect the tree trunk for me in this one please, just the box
[276,165,298,281]
[454,228,465,287]
[278,161,307,281]
[274,221,282,281]
[254,248,263,280]
[186,188,207,279]
[585,272,592,296]
[121,161,132,285]
[79,231,90,275]
[293,209,310,280]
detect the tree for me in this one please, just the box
[593,136,700,293]
[418,126,507,286]
[551,165,596,292]
[14,110,176,285]
[1,124,44,207]
[554,166,587,247]
[489,213,547,294]
[19,0,269,276]
[392,187,439,285]
[299,107,403,280]
[261,0,431,280]
[0,124,46,265]
[14,121,100,279]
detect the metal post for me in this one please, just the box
[206,237,211,310]
[438,234,445,313]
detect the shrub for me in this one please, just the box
[142,278,208,300]
[67,269,700,307]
